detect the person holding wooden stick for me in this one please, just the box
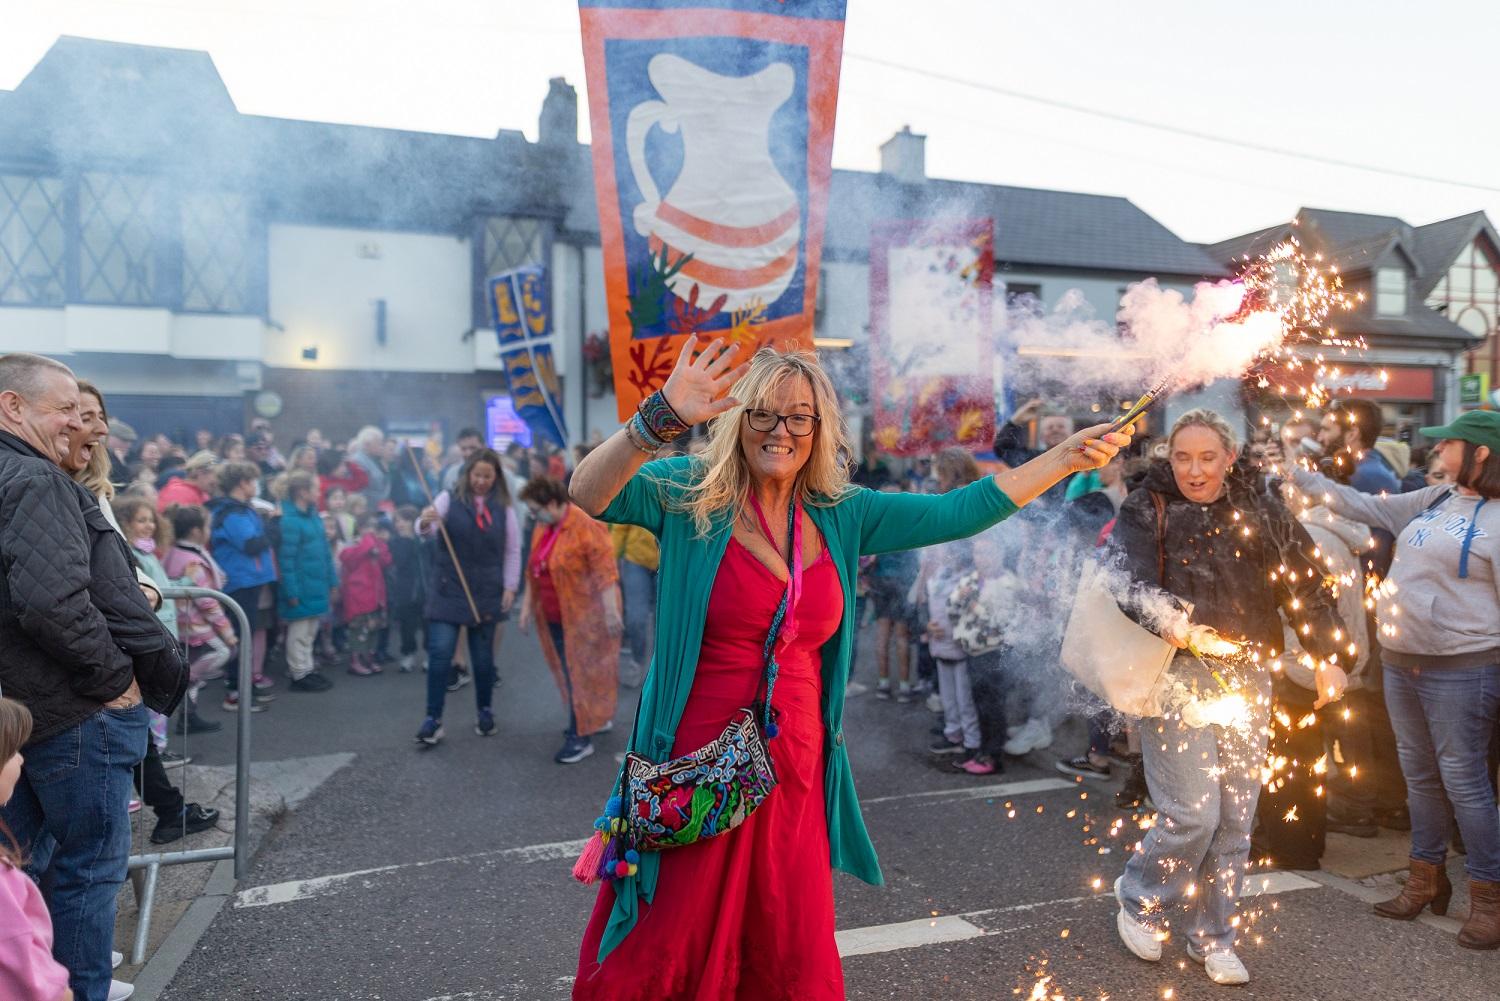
[414,448,520,745]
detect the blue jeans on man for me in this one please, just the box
[1384,662,1500,882]
[618,559,655,668]
[425,620,497,720]
[1,704,148,1001]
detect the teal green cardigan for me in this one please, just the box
[594,456,1019,960]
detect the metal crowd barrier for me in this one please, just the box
[127,585,253,965]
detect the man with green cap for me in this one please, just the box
[1288,408,1499,950]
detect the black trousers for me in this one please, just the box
[1254,680,1326,868]
[133,741,183,821]
[969,650,1008,759]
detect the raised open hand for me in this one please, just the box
[659,335,753,426]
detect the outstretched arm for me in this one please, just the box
[571,335,751,518]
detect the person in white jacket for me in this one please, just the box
[1287,410,1499,950]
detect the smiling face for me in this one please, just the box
[127,505,156,544]
[739,376,818,489]
[467,458,497,497]
[61,389,108,474]
[0,368,82,467]
[1170,424,1236,504]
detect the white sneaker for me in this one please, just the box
[844,680,870,698]
[924,692,943,713]
[109,980,135,1001]
[1114,878,1162,962]
[112,950,123,970]
[1186,942,1250,985]
[1026,717,1053,751]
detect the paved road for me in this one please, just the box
[160,626,1494,1001]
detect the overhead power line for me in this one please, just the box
[845,52,1500,195]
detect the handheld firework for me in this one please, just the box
[1073,373,1172,452]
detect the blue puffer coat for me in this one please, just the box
[206,496,278,591]
[277,499,334,620]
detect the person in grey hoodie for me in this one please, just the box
[1288,409,1500,950]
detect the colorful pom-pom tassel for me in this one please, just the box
[614,860,631,878]
[627,863,639,876]
[571,832,606,885]
[605,795,623,815]
[765,722,780,739]
[593,815,610,832]
[624,850,639,865]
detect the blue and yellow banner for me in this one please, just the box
[578,0,847,419]
[489,266,569,449]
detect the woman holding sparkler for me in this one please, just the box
[567,340,1131,999]
[1112,409,1348,986]
[1289,410,1500,950]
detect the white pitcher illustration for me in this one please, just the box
[627,53,801,313]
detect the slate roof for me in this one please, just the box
[1203,207,1488,347]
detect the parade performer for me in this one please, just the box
[414,448,520,744]
[1112,409,1348,986]
[1289,411,1500,950]
[517,476,623,765]
[568,338,1131,999]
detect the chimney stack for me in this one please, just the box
[539,77,578,146]
[879,125,926,184]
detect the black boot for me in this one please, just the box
[180,706,223,735]
[1115,754,1149,810]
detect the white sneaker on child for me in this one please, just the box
[109,980,135,1001]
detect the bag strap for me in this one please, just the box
[1149,490,1168,585]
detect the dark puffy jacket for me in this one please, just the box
[0,432,186,744]
[1112,459,1345,660]
[424,493,509,625]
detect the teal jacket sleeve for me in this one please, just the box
[856,476,1019,555]
[599,456,697,535]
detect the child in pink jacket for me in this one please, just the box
[339,512,391,677]
[0,697,72,1001]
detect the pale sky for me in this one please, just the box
[5,0,1496,245]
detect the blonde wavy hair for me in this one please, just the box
[674,348,852,536]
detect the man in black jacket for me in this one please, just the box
[0,352,181,1001]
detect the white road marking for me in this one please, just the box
[836,914,986,957]
[237,779,1078,909]
[835,875,1323,958]
[860,777,1076,806]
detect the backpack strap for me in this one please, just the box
[1148,490,1168,585]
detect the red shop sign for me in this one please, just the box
[1252,361,1435,401]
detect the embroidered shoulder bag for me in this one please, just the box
[572,496,800,884]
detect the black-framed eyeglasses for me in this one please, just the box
[744,409,820,437]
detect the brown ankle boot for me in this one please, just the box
[1458,879,1500,950]
[1374,858,1453,920]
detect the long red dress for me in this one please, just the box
[574,536,845,1000]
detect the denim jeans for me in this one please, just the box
[1384,662,1500,882]
[0,704,148,1001]
[618,560,655,666]
[549,621,579,738]
[1119,704,1269,952]
[425,619,496,719]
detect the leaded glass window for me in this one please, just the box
[0,175,66,305]
[181,191,253,313]
[79,172,165,305]
[482,216,546,276]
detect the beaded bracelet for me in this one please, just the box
[638,390,690,443]
[623,414,661,455]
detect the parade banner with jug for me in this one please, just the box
[868,219,997,457]
[489,267,569,448]
[577,0,847,420]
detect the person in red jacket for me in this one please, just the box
[317,449,370,511]
[155,450,218,512]
[338,512,390,676]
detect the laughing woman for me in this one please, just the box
[567,339,1131,1000]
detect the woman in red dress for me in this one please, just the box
[569,340,1132,1000]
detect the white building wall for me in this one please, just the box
[266,224,473,373]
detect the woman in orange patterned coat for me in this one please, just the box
[518,476,623,764]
